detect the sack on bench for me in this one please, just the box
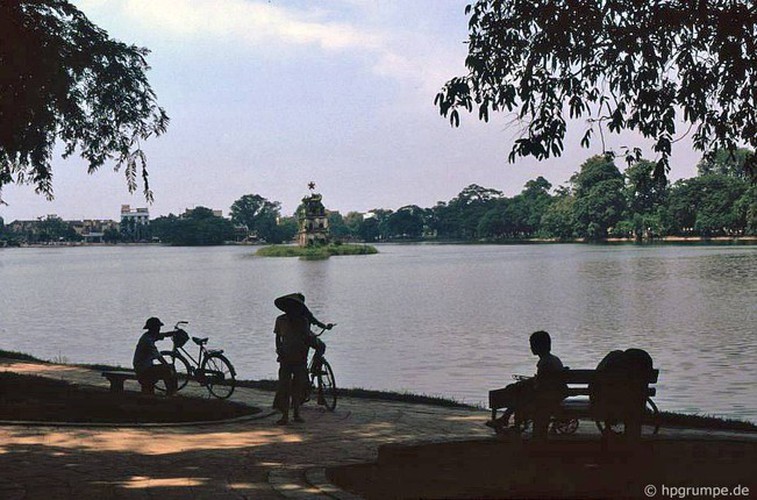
[590,348,653,421]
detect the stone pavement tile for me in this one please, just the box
[269,467,328,499]
[4,358,756,499]
[305,468,363,500]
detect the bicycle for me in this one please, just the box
[156,321,237,399]
[300,324,338,411]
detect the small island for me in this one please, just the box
[257,182,377,259]
[256,243,378,259]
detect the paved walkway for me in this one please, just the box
[1,359,755,499]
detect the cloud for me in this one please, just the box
[78,0,466,99]
[120,0,383,51]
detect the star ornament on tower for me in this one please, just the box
[308,181,316,191]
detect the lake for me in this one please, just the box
[1,243,755,422]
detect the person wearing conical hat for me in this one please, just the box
[273,293,332,331]
[272,293,332,425]
[133,317,178,395]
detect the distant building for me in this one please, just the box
[121,205,149,224]
[7,215,116,244]
[7,219,41,235]
[298,185,329,246]
[120,204,150,241]
[182,208,223,218]
[70,219,119,243]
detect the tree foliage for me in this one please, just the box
[540,193,576,239]
[571,155,626,238]
[666,175,749,235]
[36,215,79,242]
[274,216,299,244]
[435,0,757,180]
[230,194,283,243]
[0,0,168,201]
[151,207,235,246]
[386,205,425,239]
[696,148,753,179]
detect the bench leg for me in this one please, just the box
[109,378,125,392]
[532,413,550,441]
[139,380,155,394]
[625,419,642,440]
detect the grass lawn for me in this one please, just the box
[256,243,378,259]
[0,372,259,424]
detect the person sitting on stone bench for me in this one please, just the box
[133,317,178,395]
[487,330,568,439]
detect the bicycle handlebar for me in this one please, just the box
[313,323,337,337]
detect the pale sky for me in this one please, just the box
[1,0,703,222]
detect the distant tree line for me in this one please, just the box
[339,150,756,242]
[2,150,754,246]
[149,197,299,246]
[0,215,81,245]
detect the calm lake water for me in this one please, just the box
[1,243,755,421]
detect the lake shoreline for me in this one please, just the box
[2,349,754,431]
[3,235,756,248]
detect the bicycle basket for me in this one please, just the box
[172,329,189,348]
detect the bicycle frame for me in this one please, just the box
[300,325,337,410]
[172,342,209,374]
[167,323,229,384]
[157,321,236,399]
[306,325,331,373]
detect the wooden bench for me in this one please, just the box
[101,370,140,392]
[488,368,660,436]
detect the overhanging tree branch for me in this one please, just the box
[436,0,757,182]
[0,0,168,203]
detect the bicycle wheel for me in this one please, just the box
[551,418,579,435]
[200,353,236,399]
[595,417,624,435]
[316,359,337,411]
[156,351,191,393]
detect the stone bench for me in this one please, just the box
[101,370,139,392]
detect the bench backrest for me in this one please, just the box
[488,368,659,410]
[561,368,659,385]
[561,368,658,398]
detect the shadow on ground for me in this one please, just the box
[328,437,757,499]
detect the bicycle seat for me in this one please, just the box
[192,336,209,346]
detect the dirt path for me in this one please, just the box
[0,359,489,499]
[1,359,754,499]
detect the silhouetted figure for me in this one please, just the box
[487,331,567,439]
[272,293,332,425]
[133,317,177,395]
[590,348,654,439]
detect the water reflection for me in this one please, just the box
[0,243,755,421]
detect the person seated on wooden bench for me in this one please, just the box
[133,317,178,395]
[486,330,567,439]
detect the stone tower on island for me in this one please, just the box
[297,182,329,246]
